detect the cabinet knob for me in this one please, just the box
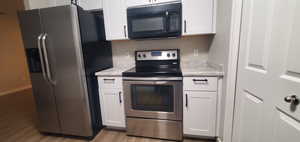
[185,94,188,107]
[119,92,122,104]
[124,25,127,38]
[284,95,299,105]
[184,20,187,33]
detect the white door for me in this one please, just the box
[101,89,125,128]
[183,91,217,137]
[103,0,128,40]
[78,0,103,10]
[233,0,300,142]
[270,0,300,141]
[182,0,214,35]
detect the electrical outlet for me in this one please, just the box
[194,49,199,56]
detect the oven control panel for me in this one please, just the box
[136,50,179,61]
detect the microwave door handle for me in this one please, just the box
[37,33,47,81]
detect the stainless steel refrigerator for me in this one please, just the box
[18,5,112,138]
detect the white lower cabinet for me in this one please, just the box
[183,77,218,137]
[98,77,125,128]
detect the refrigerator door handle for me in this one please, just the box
[41,33,56,85]
[37,33,48,81]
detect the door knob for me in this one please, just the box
[284,95,299,105]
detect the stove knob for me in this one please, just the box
[143,54,146,58]
[138,54,141,58]
[167,53,170,57]
[172,53,176,57]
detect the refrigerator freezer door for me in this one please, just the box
[18,10,61,133]
[40,5,93,136]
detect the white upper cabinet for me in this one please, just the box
[154,0,180,4]
[126,0,151,7]
[127,0,180,7]
[77,0,103,10]
[103,0,128,40]
[182,0,216,35]
[23,0,70,10]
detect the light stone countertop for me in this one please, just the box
[95,66,133,77]
[95,62,224,77]
[181,62,224,77]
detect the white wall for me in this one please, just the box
[111,36,213,67]
[208,0,234,140]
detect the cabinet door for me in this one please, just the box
[100,89,125,128]
[23,0,70,10]
[24,0,49,10]
[49,0,70,7]
[182,0,215,35]
[154,0,180,4]
[183,91,217,136]
[103,0,128,40]
[126,0,151,7]
[78,0,103,10]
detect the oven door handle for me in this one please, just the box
[123,77,183,81]
[154,81,170,85]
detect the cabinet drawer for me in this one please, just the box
[183,77,217,91]
[98,77,123,89]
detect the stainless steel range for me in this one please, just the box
[122,49,183,141]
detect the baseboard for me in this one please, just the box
[0,85,32,96]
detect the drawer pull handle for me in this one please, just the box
[193,79,208,83]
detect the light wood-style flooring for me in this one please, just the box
[0,89,214,142]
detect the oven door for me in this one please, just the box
[127,3,182,39]
[123,78,183,121]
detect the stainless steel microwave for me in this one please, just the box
[127,3,182,39]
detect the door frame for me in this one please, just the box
[221,0,244,142]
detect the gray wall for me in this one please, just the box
[208,0,234,139]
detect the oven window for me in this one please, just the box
[131,17,165,32]
[131,84,174,112]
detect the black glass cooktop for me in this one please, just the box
[122,67,182,77]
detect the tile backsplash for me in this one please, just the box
[111,35,213,67]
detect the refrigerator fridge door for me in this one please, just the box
[18,10,61,133]
[40,5,93,136]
